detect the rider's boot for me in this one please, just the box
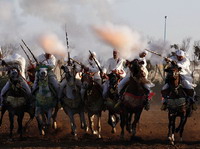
[114,93,123,109]
[160,101,167,111]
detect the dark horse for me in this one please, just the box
[104,72,121,133]
[120,59,149,139]
[161,62,191,145]
[82,72,103,138]
[1,67,34,140]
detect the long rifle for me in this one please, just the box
[21,39,38,64]
[20,44,32,63]
[89,50,104,83]
[69,58,82,66]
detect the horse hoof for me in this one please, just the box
[111,128,116,134]
[53,122,57,129]
[180,137,183,142]
[8,138,13,142]
[120,134,125,140]
[74,135,78,140]
[93,130,98,135]
[98,134,102,139]
[85,127,89,132]
[168,137,175,145]
[41,129,45,136]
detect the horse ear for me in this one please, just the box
[139,61,144,65]
[61,65,65,70]
[178,67,182,71]
[164,68,170,72]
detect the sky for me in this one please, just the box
[0,0,199,61]
[113,0,200,43]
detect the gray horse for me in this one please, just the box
[59,65,88,140]
[1,67,33,140]
[34,66,57,135]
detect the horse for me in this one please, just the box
[104,72,121,133]
[1,67,33,140]
[81,72,103,138]
[59,65,88,139]
[161,62,191,145]
[0,73,35,134]
[34,66,57,135]
[120,59,149,140]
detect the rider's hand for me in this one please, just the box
[165,58,171,63]
[1,60,6,66]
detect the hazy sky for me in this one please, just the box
[0,0,199,59]
[112,0,200,43]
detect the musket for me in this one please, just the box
[21,39,39,64]
[69,58,82,66]
[89,50,104,83]
[65,27,69,49]
[145,49,172,62]
[20,44,32,63]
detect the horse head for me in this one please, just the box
[129,59,145,79]
[108,72,120,91]
[38,66,49,81]
[165,62,181,87]
[8,67,20,84]
[81,72,93,89]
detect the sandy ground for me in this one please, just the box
[0,86,200,149]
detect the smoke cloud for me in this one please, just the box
[94,23,147,60]
[38,33,67,57]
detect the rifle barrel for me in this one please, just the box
[21,39,38,64]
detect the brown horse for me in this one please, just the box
[81,72,103,138]
[120,59,148,139]
[161,63,191,145]
[104,72,121,133]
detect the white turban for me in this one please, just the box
[176,50,185,57]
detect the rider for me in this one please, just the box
[161,49,197,110]
[80,51,102,99]
[32,52,59,95]
[0,53,31,110]
[102,49,126,98]
[117,50,154,111]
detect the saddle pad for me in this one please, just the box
[36,94,56,109]
[85,97,103,113]
[62,97,81,109]
[123,94,144,109]
[105,98,117,108]
[167,98,186,109]
[6,96,26,108]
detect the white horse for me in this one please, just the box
[35,66,57,135]
[59,65,88,139]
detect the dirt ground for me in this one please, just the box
[0,88,200,149]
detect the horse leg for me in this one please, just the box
[127,112,133,133]
[0,107,6,127]
[79,111,88,132]
[108,111,116,133]
[97,113,102,138]
[120,113,126,139]
[46,109,53,129]
[23,109,35,132]
[68,110,77,139]
[168,114,176,145]
[175,113,185,133]
[88,113,96,134]
[179,114,188,142]
[131,111,142,138]
[17,112,24,140]
[52,105,59,130]
[8,112,14,139]
[35,108,45,135]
